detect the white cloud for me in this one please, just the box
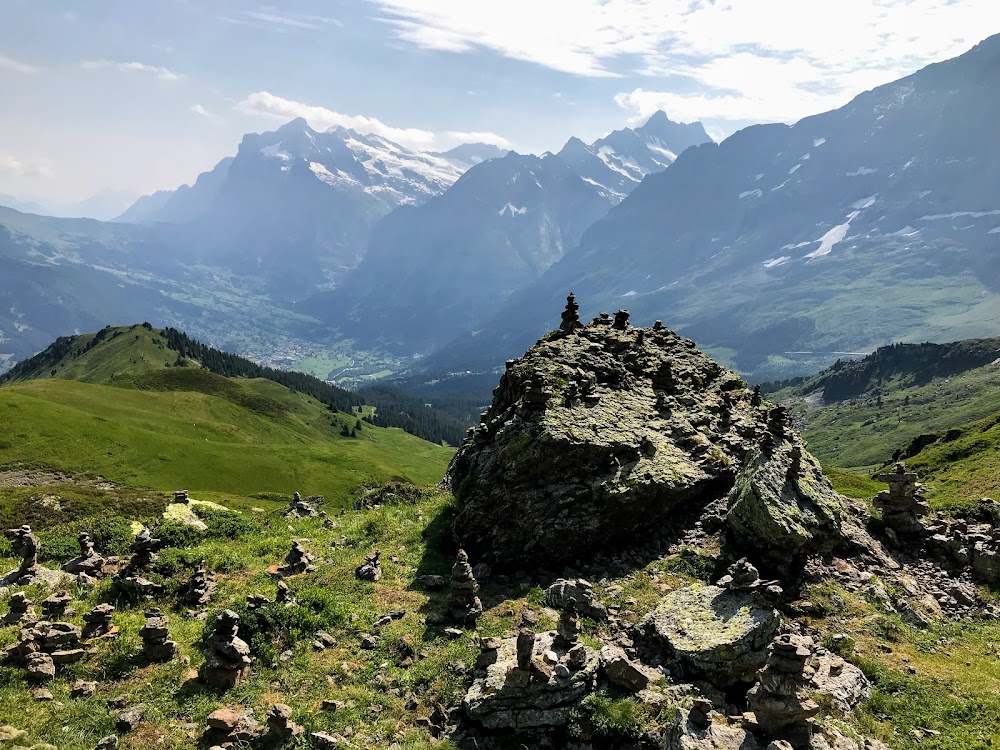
[81,59,184,81]
[190,104,223,124]
[0,54,40,74]
[222,7,342,31]
[367,0,999,124]
[235,91,512,151]
[0,151,53,178]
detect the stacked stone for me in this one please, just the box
[747,634,821,748]
[873,463,931,536]
[545,579,608,621]
[122,527,162,574]
[82,604,117,640]
[41,592,72,620]
[560,292,583,333]
[592,312,612,326]
[555,610,582,654]
[521,370,554,412]
[173,490,190,503]
[284,491,319,518]
[3,525,40,584]
[182,563,216,606]
[448,549,484,628]
[276,580,295,606]
[277,542,314,576]
[613,309,631,330]
[140,608,178,662]
[1,620,86,680]
[199,610,251,689]
[259,704,304,748]
[355,550,382,582]
[3,592,36,625]
[62,532,106,575]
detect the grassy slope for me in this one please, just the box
[776,363,1000,470]
[0,377,451,506]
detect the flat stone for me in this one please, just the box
[638,583,779,685]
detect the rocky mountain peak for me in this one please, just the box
[446,298,847,573]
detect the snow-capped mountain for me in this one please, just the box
[303,112,711,353]
[417,33,1000,385]
[117,118,474,299]
[556,112,712,201]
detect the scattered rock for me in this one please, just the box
[114,704,146,733]
[70,679,98,698]
[355,550,382,582]
[598,645,661,693]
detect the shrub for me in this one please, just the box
[37,516,135,563]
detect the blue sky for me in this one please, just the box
[1,0,997,206]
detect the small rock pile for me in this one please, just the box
[873,463,930,537]
[718,558,784,598]
[2,525,40,584]
[448,549,483,628]
[277,542,314,576]
[203,708,259,747]
[182,563,216,606]
[140,608,178,662]
[747,634,821,747]
[62,532,106,576]
[125,527,162,569]
[355,550,382,581]
[284,491,320,518]
[2,593,35,625]
[41,591,72,620]
[173,490,190,503]
[545,578,608,620]
[199,610,251,689]
[259,703,304,747]
[82,604,117,640]
[1,620,86,681]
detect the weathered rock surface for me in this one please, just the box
[665,708,761,750]
[446,315,847,571]
[637,583,779,685]
[463,630,600,730]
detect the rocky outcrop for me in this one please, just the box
[637,583,779,685]
[446,312,847,571]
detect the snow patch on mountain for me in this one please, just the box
[807,213,859,258]
[499,204,528,217]
[847,167,877,176]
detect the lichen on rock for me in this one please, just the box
[446,308,848,573]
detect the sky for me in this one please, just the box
[1,0,998,209]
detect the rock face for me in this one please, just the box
[446,315,846,571]
[637,583,779,685]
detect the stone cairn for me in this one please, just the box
[873,462,930,536]
[127,527,162,569]
[173,490,190,503]
[182,563,216,606]
[560,292,583,333]
[260,704,305,747]
[613,309,631,330]
[3,525,40,584]
[276,580,295,606]
[3,592,36,626]
[140,608,178,662]
[1,620,86,681]
[116,527,164,598]
[448,549,484,628]
[82,603,117,640]
[355,550,382,582]
[718,558,784,598]
[277,542,314,577]
[522,370,554,413]
[284,491,319,519]
[41,591,72,620]
[199,609,251,689]
[62,532,106,576]
[747,634,821,748]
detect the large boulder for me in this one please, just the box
[637,583,779,685]
[446,312,846,571]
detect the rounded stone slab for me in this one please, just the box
[639,583,779,684]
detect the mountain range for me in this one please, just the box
[3,35,1000,389]
[414,33,1000,387]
